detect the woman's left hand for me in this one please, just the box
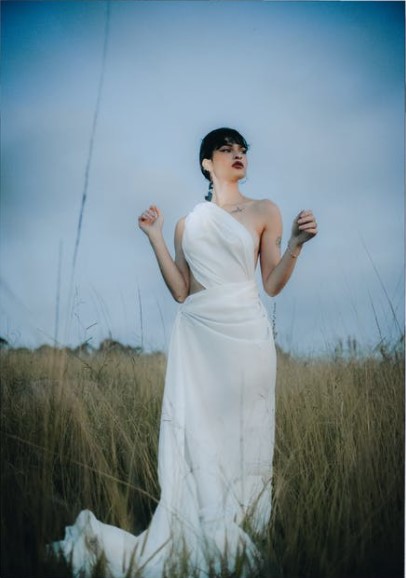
[290,210,318,247]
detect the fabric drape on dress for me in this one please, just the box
[51,201,276,578]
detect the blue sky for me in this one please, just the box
[1,1,404,355]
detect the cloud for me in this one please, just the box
[1,1,403,353]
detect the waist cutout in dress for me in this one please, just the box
[179,280,271,343]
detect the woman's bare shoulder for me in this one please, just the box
[257,197,279,210]
[248,198,281,218]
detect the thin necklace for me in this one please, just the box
[212,195,246,213]
[230,205,244,213]
[226,200,246,213]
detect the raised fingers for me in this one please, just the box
[297,209,313,221]
[297,210,318,234]
[139,205,159,223]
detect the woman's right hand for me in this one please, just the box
[138,205,164,239]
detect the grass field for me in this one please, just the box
[0,339,404,577]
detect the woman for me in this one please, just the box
[52,128,317,577]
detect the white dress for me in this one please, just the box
[51,201,276,577]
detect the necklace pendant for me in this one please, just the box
[231,206,243,214]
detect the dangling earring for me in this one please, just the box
[205,181,213,202]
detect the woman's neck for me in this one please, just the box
[211,180,244,207]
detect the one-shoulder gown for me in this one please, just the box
[51,201,276,577]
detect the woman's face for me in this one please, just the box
[205,142,248,183]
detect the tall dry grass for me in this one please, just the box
[0,341,404,577]
[271,346,404,578]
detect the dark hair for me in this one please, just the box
[199,127,249,183]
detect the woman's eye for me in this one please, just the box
[219,146,246,153]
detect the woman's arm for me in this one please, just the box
[259,200,318,297]
[138,205,190,302]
